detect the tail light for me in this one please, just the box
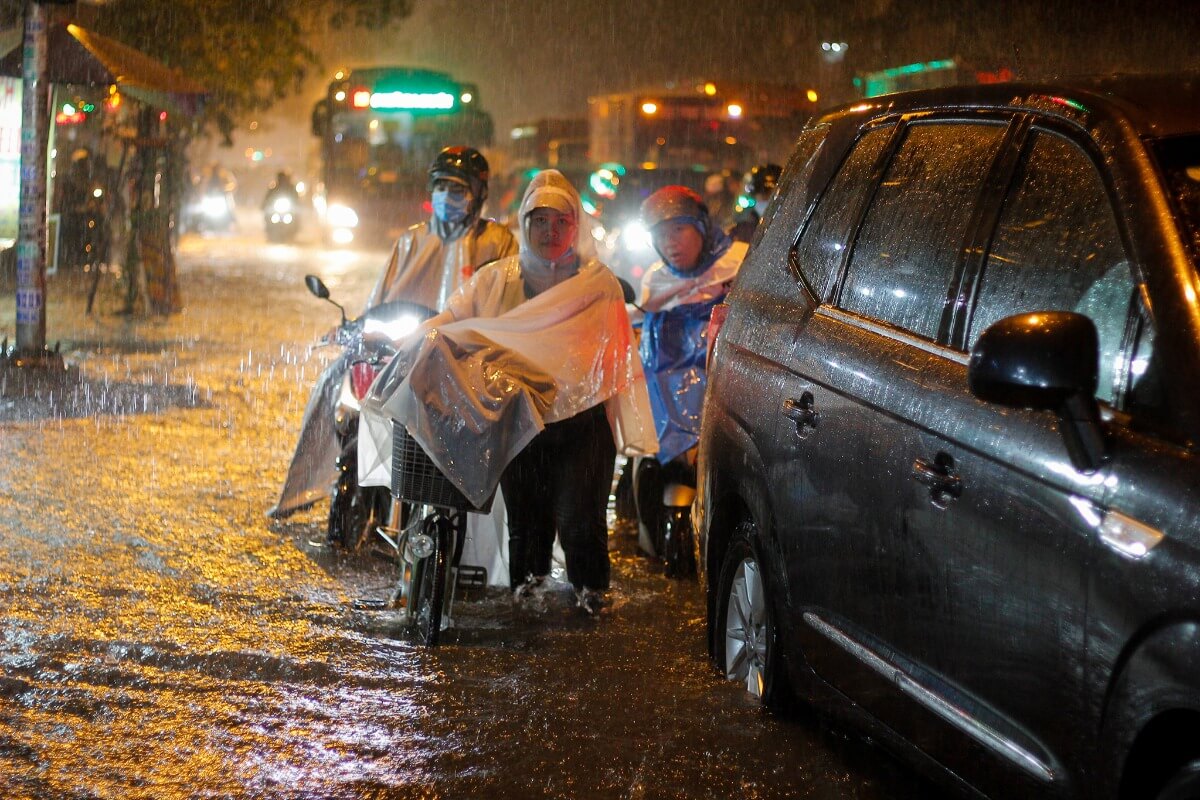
[705,302,730,366]
[350,362,377,401]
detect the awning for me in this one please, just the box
[0,22,207,115]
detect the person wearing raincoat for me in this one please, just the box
[268,147,516,538]
[358,169,656,616]
[366,146,517,312]
[634,185,749,540]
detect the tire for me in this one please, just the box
[1159,759,1200,800]
[614,458,637,528]
[634,459,664,557]
[662,507,697,579]
[715,528,789,708]
[327,451,371,549]
[410,516,450,647]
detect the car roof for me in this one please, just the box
[824,72,1200,140]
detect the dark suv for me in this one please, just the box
[696,75,1200,800]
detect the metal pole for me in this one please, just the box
[14,0,49,360]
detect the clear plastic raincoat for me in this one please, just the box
[269,213,515,519]
[366,217,517,311]
[358,170,657,509]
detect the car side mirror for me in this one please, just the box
[968,311,1107,473]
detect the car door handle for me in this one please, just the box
[783,392,820,438]
[912,452,962,509]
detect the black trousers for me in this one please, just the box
[500,404,616,592]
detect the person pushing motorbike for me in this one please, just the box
[270,146,517,550]
[633,186,748,573]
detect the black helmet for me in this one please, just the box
[640,185,708,229]
[743,163,782,197]
[428,146,490,203]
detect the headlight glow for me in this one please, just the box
[327,204,359,228]
[201,194,228,217]
[364,314,421,341]
[620,221,654,252]
[272,196,293,214]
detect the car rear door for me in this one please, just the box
[874,123,1143,796]
[765,117,1014,706]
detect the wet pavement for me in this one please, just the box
[0,232,942,798]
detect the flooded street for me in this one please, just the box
[0,230,937,799]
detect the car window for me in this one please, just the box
[790,125,893,301]
[840,121,1006,341]
[969,128,1134,405]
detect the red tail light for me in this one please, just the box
[350,362,377,401]
[705,302,730,366]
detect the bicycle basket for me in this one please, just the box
[392,420,495,514]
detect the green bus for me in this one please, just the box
[310,67,493,246]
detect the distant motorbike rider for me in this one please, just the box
[262,170,299,209]
[366,146,518,312]
[635,186,748,536]
[729,163,782,243]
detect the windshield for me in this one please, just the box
[1153,135,1200,269]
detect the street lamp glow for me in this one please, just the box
[641,101,658,115]
[726,103,743,118]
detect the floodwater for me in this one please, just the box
[0,225,938,799]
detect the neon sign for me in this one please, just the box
[369,91,455,110]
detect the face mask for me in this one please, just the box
[431,188,471,224]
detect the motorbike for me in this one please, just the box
[630,454,698,579]
[264,189,300,243]
[617,276,699,579]
[295,274,435,549]
[180,188,234,235]
[376,423,493,646]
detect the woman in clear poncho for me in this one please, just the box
[363,169,655,615]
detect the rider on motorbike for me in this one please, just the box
[729,163,783,243]
[634,186,749,571]
[262,170,301,241]
[366,146,518,312]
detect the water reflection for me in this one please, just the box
[0,238,936,799]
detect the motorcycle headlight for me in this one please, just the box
[327,203,359,228]
[271,196,294,214]
[364,314,422,341]
[620,221,654,253]
[201,194,228,217]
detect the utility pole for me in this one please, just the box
[9,0,72,369]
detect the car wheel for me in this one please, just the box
[1158,759,1200,800]
[716,528,788,707]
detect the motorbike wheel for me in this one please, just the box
[410,516,450,647]
[662,506,697,579]
[328,455,371,549]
